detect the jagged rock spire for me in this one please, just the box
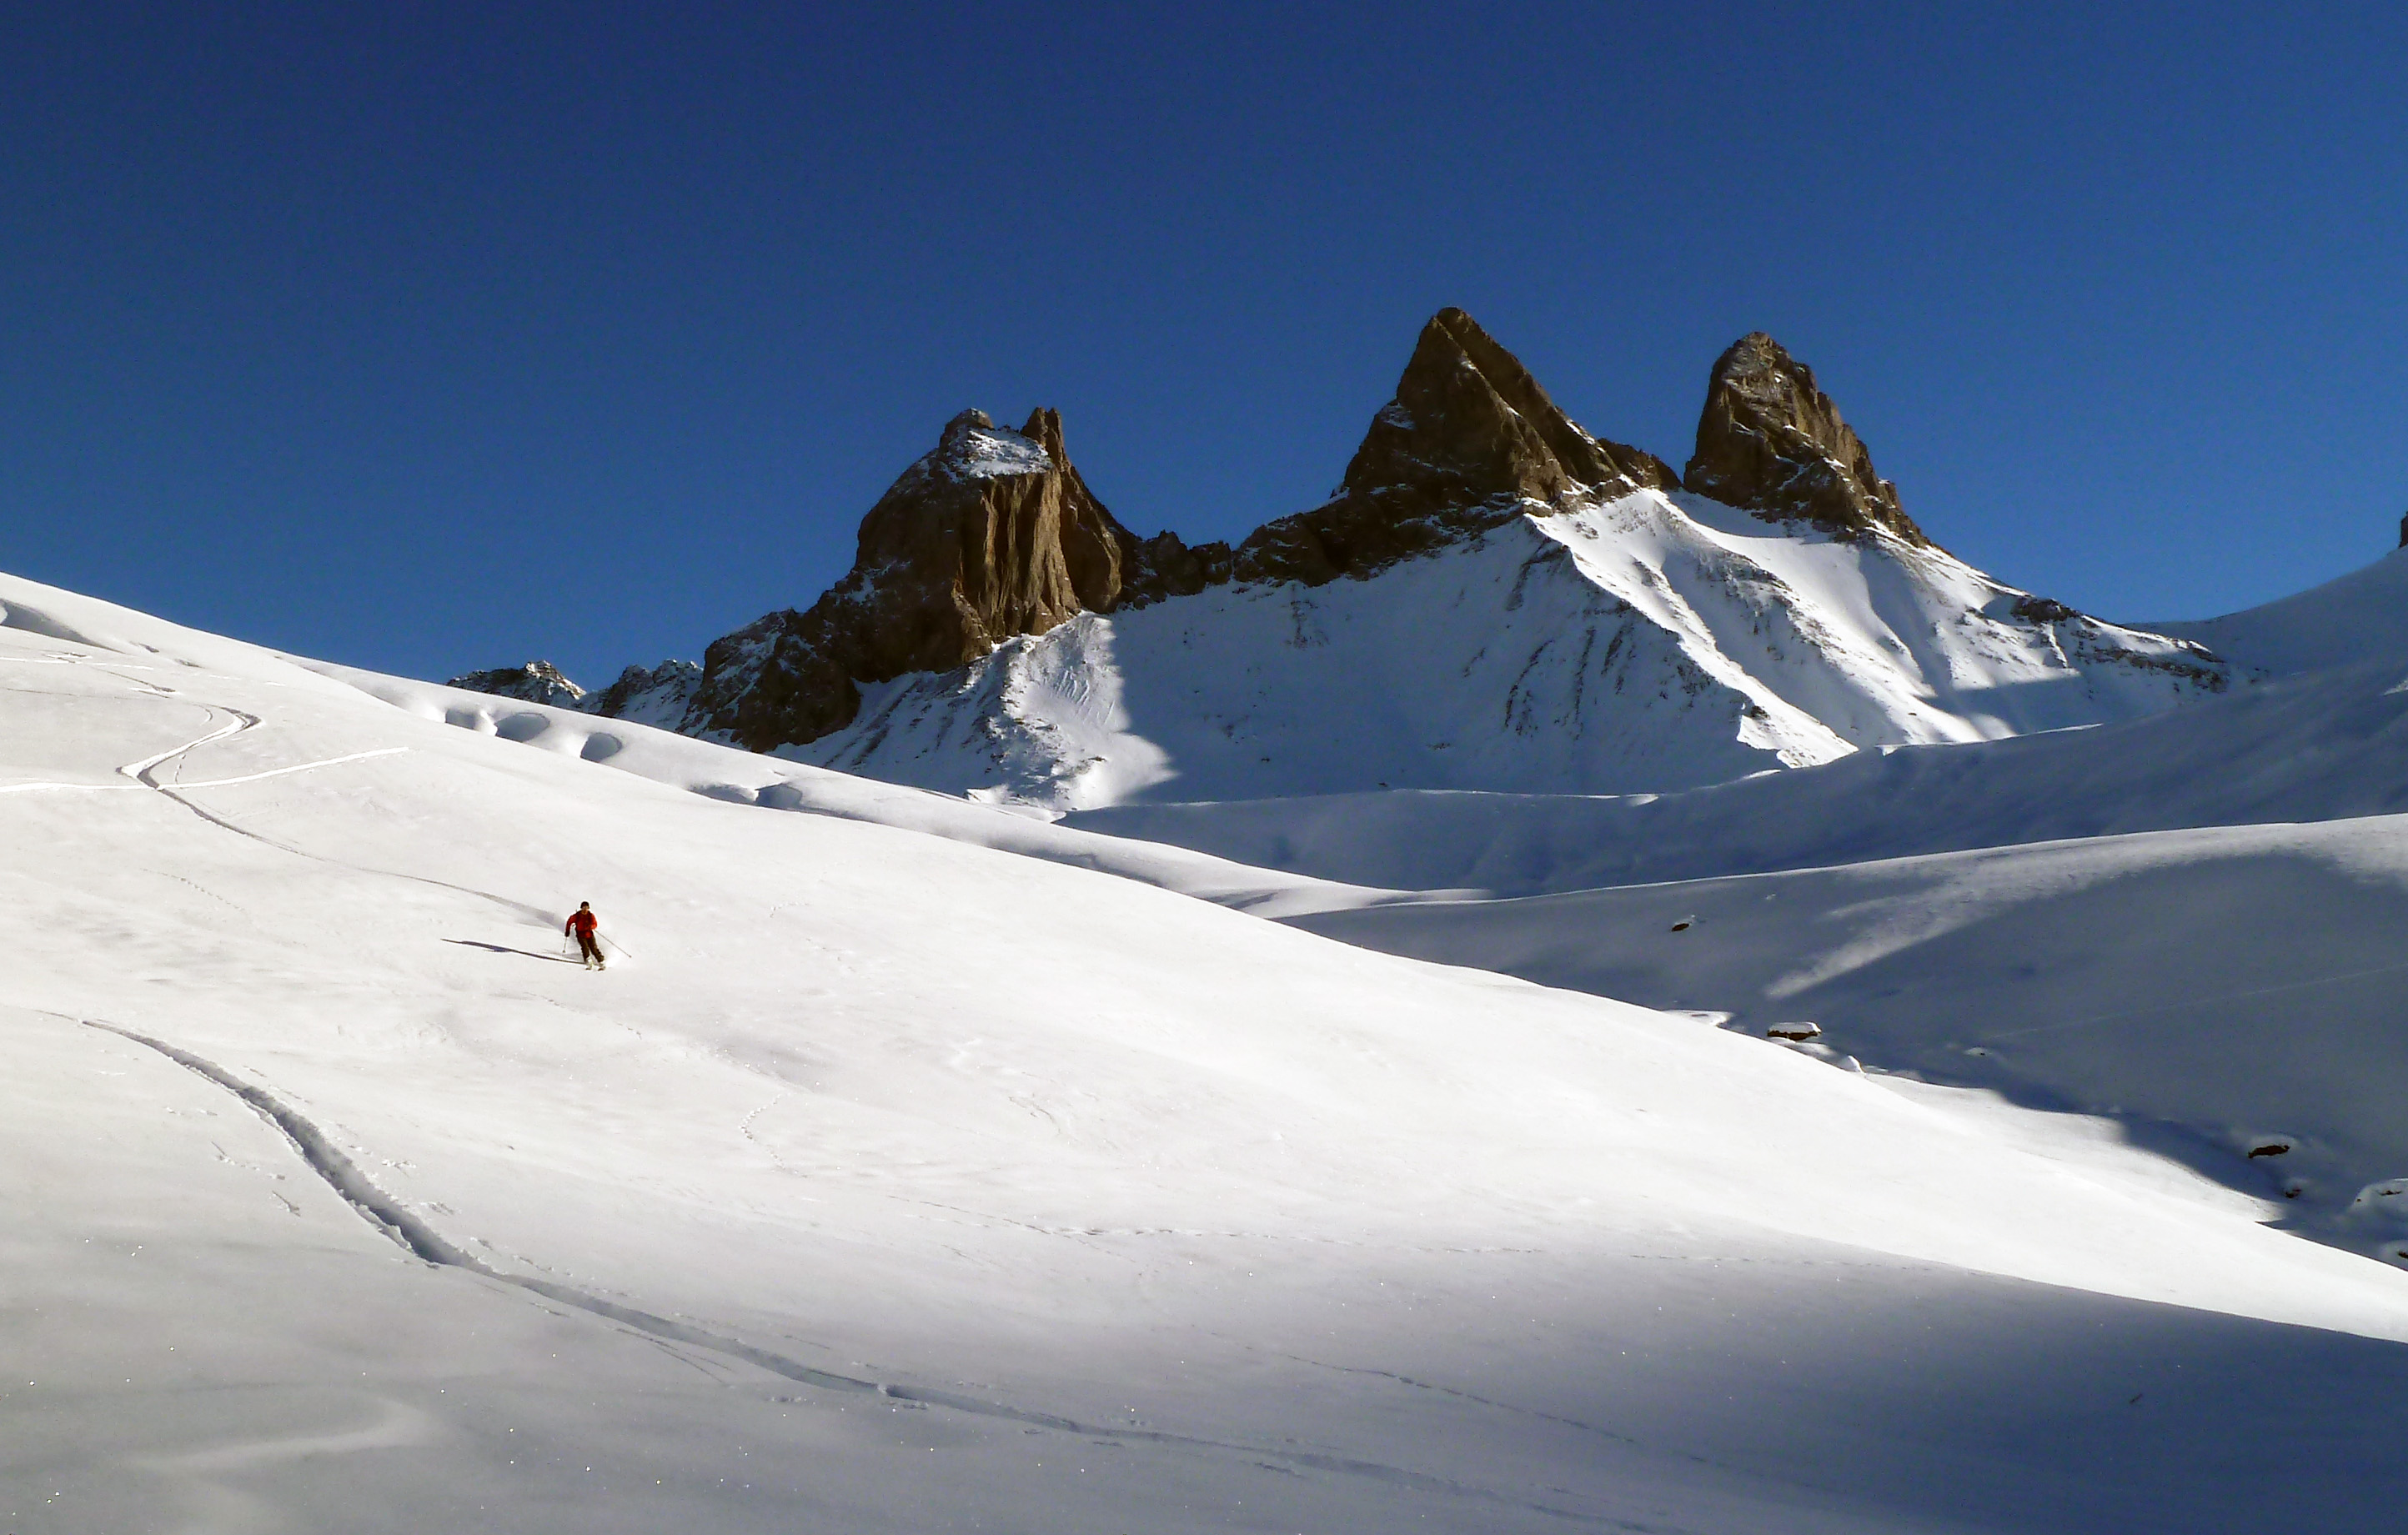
[445,660,584,709]
[1233,309,1676,584]
[841,406,1114,665]
[1337,308,1677,507]
[1683,333,1927,545]
[682,407,1166,752]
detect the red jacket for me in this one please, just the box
[566,910,598,936]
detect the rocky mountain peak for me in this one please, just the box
[680,309,1688,753]
[683,405,1156,752]
[1683,333,1928,545]
[583,659,700,729]
[1232,309,1676,585]
[1337,308,1676,508]
[844,404,1116,649]
[914,409,1056,484]
[446,660,584,710]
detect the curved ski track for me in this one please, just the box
[15,658,555,923]
[83,1017,1648,1529]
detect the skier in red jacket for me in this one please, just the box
[566,902,605,969]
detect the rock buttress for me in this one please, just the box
[1232,308,1678,584]
[1683,332,1928,545]
[685,409,1148,752]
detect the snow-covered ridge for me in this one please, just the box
[444,658,584,709]
[783,485,2225,810]
[579,656,700,730]
[2155,547,2408,679]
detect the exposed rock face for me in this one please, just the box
[1116,529,1234,607]
[446,660,584,710]
[583,659,701,730]
[1683,333,1928,545]
[1227,308,1677,585]
[685,409,1158,752]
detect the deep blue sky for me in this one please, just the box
[3,3,2403,686]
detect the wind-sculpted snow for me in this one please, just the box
[12,564,2408,1532]
[780,488,2222,810]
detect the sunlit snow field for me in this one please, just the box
[7,569,2408,1532]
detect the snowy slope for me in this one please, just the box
[2155,545,2408,678]
[780,487,2223,810]
[318,661,1407,919]
[1065,656,2408,896]
[10,567,2408,1532]
[1296,815,2408,1272]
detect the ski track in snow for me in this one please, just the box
[1274,1351,1649,1454]
[75,680,558,924]
[3,671,402,796]
[82,1018,1643,1528]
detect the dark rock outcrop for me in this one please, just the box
[446,660,584,709]
[1227,308,1677,585]
[1116,529,1235,607]
[583,659,701,727]
[1684,333,1927,545]
[2010,595,2079,625]
[684,409,1157,752]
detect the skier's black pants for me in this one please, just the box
[574,931,604,964]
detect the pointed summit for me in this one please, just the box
[1337,308,1677,507]
[1683,334,1927,545]
[445,660,585,710]
[1234,309,1676,584]
[683,406,1151,751]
